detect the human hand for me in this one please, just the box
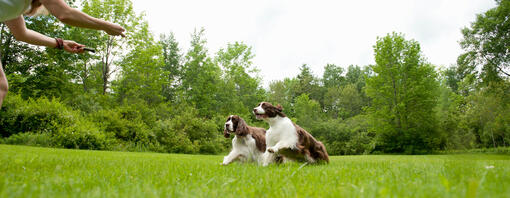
[104,22,126,37]
[63,40,85,53]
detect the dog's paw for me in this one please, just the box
[267,147,277,153]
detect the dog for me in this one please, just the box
[253,102,329,166]
[222,115,267,165]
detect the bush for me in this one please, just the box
[156,106,225,154]
[0,94,108,150]
[0,94,76,137]
[89,108,154,145]
[0,133,54,147]
[153,120,198,154]
[312,115,374,155]
[52,119,108,150]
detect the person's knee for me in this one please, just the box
[0,82,8,96]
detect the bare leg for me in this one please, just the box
[0,61,8,109]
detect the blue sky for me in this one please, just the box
[132,0,496,86]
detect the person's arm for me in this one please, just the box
[40,0,126,37]
[4,16,85,53]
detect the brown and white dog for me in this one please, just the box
[253,102,329,166]
[222,115,267,165]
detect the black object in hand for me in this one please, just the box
[83,47,96,53]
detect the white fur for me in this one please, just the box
[261,116,299,166]
[225,115,234,132]
[222,134,264,165]
[254,105,265,114]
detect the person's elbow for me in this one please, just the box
[11,31,28,43]
[54,10,74,23]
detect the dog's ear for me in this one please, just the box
[223,128,230,138]
[234,116,249,136]
[276,104,283,112]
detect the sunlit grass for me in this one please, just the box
[1,144,509,197]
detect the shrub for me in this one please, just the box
[0,94,76,137]
[156,106,225,154]
[89,108,154,145]
[52,119,108,150]
[153,120,198,154]
[0,132,54,147]
[0,94,108,150]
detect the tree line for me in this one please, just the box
[0,0,508,155]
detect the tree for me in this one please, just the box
[180,28,221,117]
[215,42,265,116]
[159,32,182,102]
[322,64,345,88]
[460,0,510,84]
[366,32,440,153]
[268,78,298,117]
[294,94,323,130]
[114,21,168,105]
[79,0,142,95]
[296,64,322,103]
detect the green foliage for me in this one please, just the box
[152,119,198,154]
[215,42,266,116]
[311,115,373,155]
[159,32,183,102]
[460,0,510,84]
[464,82,510,148]
[114,31,167,105]
[180,28,222,117]
[0,133,53,147]
[1,0,508,156]
[294,94,323,129]
[366,32,441,154]
[322,64,345,88]
[0,94,107,149]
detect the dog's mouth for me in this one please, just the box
[225,126,235,133]
[254,112,267,119]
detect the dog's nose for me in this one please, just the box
[253,108,257,112]
[226,124,230,128]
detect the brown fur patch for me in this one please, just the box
[294,124,330,163]
[257,102,286,118]
[225,115,267,152]
[255,102,330,163]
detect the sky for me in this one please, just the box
[131,0,496,86]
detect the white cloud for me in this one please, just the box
[132,0,496,86]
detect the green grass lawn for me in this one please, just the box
[0,145,509,198]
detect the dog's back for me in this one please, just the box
[247,126,266,152]
[295,124,330,163]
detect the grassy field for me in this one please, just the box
[0,145,509,198]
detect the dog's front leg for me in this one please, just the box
[267,141,296,154]
[222,150,241,165]
[262,151,275,166]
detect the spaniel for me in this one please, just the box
[222,115,267,165]
[253,102,329,166]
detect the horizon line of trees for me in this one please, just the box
[0,0,508,155]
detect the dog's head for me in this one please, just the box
[253,102,286,120]
[223,115,249,138]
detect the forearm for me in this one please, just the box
[57,8,109,31]
[16,29,57,48]
[41,0,109,32]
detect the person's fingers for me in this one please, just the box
[63,40,85,54]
